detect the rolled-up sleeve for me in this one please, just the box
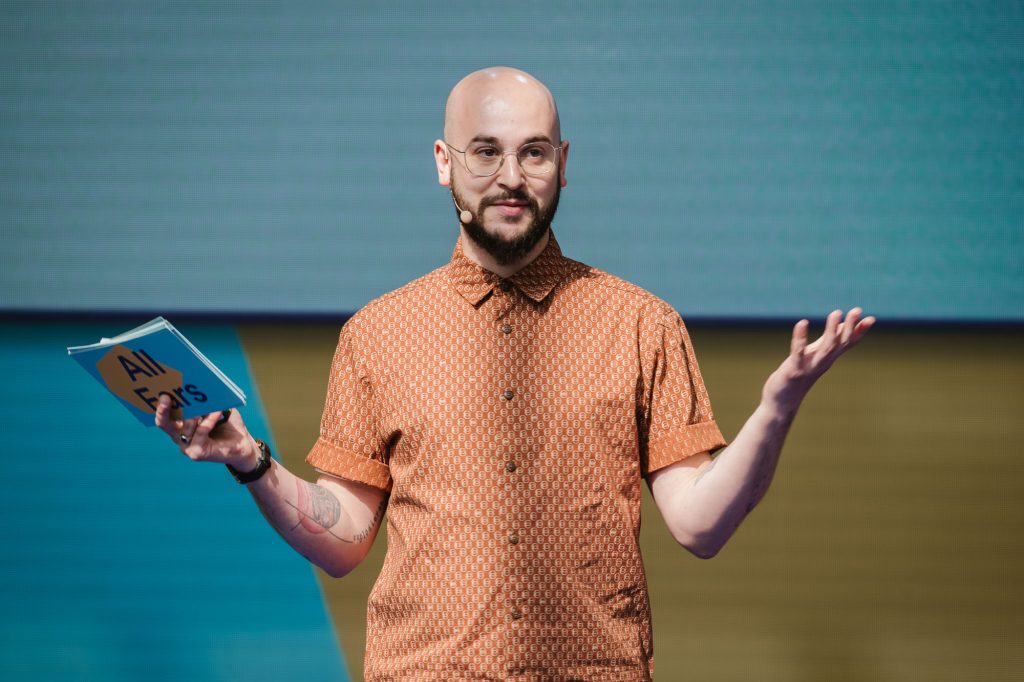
[638,301,727,475]
[305,318,393,491]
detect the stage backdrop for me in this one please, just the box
[2,0,1021,321]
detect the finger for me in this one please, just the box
[188,410,227,449]
[790,319,809,360]
[155,393,169,428]
[155,394,183,438]
[825,308,842,337]
[822,309,842,350]
[840,307,862,345]
[848,314,876,345]
[178,417,202,445]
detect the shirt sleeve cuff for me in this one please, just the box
[306,437,393,492]
[646,421,728,474]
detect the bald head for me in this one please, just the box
[434,67,568,273]
[444,67,561,144]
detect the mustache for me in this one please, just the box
[478,190,536,210]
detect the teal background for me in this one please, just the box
[1,1,1021,320]
[0,321,348,682]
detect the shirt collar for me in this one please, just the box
[445,230,571,306]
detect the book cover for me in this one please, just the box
[68,317,247,426]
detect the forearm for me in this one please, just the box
[242,452,385,578]
[154,396,386,576]
[653,309,874,558]
[673,399,799,556]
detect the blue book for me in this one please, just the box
[68,317,247,426]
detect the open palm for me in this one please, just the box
[763,307,876,409]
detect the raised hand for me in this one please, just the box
[154,393,259,470]
[762,307,876,410]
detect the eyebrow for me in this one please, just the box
[467,134,556,146]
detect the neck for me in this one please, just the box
[459,227,550,279]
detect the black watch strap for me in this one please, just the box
[227,438,272,484]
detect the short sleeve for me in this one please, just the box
[638,302,727,476]
[305,319,393,491]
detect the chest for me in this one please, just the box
[375,292,639,427]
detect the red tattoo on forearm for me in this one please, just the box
[294,480,342,534]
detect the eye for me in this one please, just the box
[522,145,545,159]
[472,146,499,159]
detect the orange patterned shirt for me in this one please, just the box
[307,232,726,681]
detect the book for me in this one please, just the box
[68,317,247,426]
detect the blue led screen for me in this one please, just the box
[2,1,1021,321]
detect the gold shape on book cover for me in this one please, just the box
[96,344,185,420]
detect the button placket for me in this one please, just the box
[492,280,515,320]
[500,298,528,641]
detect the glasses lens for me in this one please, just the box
[517,143,556,176]
[463,143,557,177]
[465,144,501,176]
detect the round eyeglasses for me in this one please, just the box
[445,140,562,178]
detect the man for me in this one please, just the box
[157,67,874,680]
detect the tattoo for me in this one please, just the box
[351,497,387,544]
[283,480,388,545]
[309,485,341,527]
[284,498,350,542]
[294,480,342,535]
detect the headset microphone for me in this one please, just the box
[452,197,473,224]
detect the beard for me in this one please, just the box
[451,177,561,266]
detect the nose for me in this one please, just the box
[496,151,525,190]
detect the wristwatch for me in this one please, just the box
[227,438,272,484]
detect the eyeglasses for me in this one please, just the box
[445,140,562,178]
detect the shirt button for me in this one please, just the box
[500,323,512,334]
[502,389,514,400]
[511,607,523,620]
[499,280,513,292]
[505,461,517,473]
[509,533,520,545]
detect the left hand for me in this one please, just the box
[762,307,876,410]
[155,394,259,471]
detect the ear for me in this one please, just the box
[558,139,570,188]
[434,139,452,187]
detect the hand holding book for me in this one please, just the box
[154,394,262,474]
[69,317,261,473]
[68,317,247,425]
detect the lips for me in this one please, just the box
[492,202,528,216]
